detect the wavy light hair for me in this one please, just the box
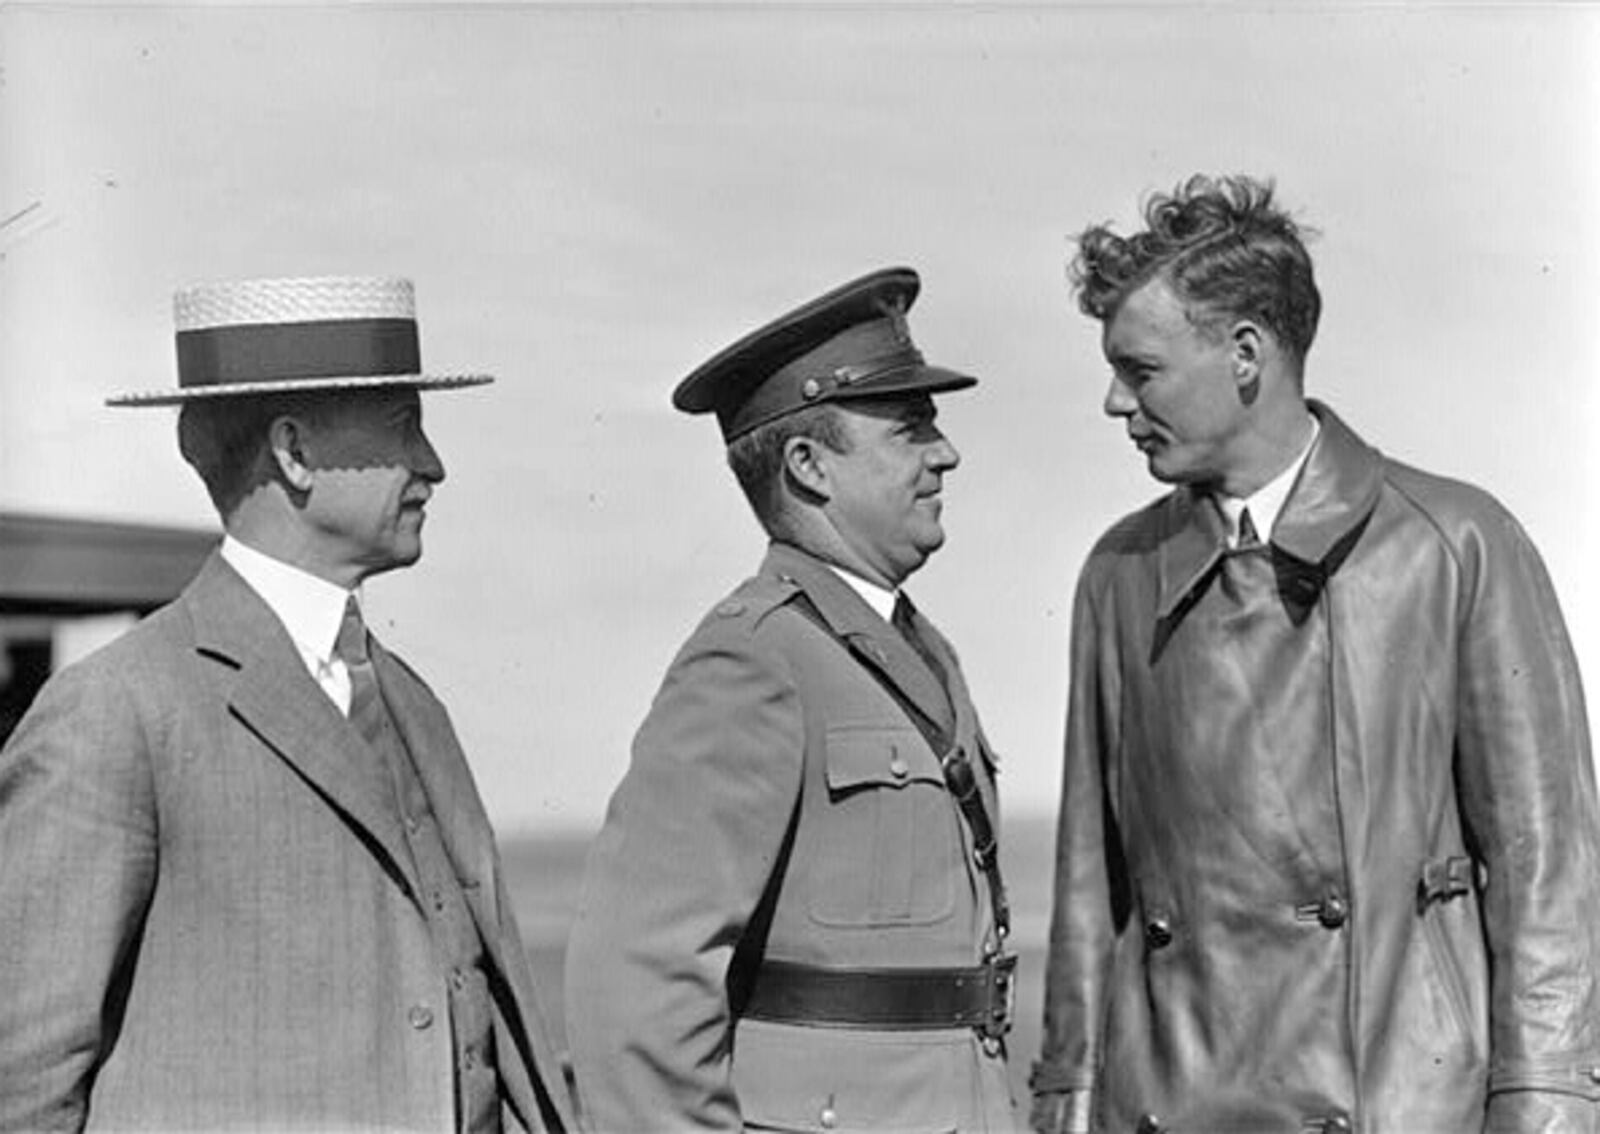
[1071,174,1322,363]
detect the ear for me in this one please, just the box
[1230,321,1264,392]
[782,434,833,502]
[268,414,316,492]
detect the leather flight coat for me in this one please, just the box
[567,542,1018,1132]
[1032,404,1600,1133]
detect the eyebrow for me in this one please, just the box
[1107,349,1154,371]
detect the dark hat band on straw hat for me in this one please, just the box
[175,317,421,390]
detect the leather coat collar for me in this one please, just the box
[1156,401,1385,621]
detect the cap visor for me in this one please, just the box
[828,363,978,403]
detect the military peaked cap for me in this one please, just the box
[672,267,978,442]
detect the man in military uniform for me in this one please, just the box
[566,267,1019,1132]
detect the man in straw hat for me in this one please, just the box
[0,276,575,1132]
[566,267,1020,1131]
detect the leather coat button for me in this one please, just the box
[1145,915,1173,949]
[1136,1115,1163,1134]
[1320,894,1349,929]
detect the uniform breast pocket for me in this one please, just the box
[805,725,959,928]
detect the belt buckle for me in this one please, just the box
[979,952,1017,1052]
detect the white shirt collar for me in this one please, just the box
[220,535,356,669]
[829,563,899,621]
[1217,414,1321,548]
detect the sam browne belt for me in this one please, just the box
[742,955,1017,1040]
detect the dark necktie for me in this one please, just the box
[335,595,386,751]
[1221,506,1274,608]
[893,592,951,696]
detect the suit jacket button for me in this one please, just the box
[408,1004,434,1030]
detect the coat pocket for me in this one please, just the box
[737,1019,968,1133]
[804,725,958,928]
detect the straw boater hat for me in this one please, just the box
[107,275,494,407]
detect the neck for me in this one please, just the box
[779,510,906,591]
[227,491,365,591]
[1214,398,1315,499]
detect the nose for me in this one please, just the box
[412,430,446,484]
[925,432,960,473]
[1103,373,1138,418]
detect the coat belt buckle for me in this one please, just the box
[1418,854,1476,909]
[978,952,1017,1052]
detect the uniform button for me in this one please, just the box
[1320,894,1349,929]
[1324,1115,1352,1134]
[888,755,909,778]
[1145,915,1173,949]
[1590,1066,1600,1084]
[818,1104,838,1129]
[1136,1115,1163,1134]
[408,1004,434,1030]
[451,967,468,990]
[715,600,746,618]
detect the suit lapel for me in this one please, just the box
[186,553,423,901]
[764,544,955,739]
[371,646,499,927]
[371,645,576,1132]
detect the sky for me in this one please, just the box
[2,2,1597,835]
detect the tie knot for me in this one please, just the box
[334,595,369,666]
[891,592,915,633]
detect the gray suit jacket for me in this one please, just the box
[0,552,575,1133]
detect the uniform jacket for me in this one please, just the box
[1032,403,1600,1133]
[0,552,575,1133]
[566,542,1018,1132]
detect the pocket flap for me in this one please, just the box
[824,727,943,791]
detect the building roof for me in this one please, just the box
[0,512,217,615]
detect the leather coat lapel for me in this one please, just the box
[763,543,955,738]
[186,553,422,901]
[1155,401,1384,623]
